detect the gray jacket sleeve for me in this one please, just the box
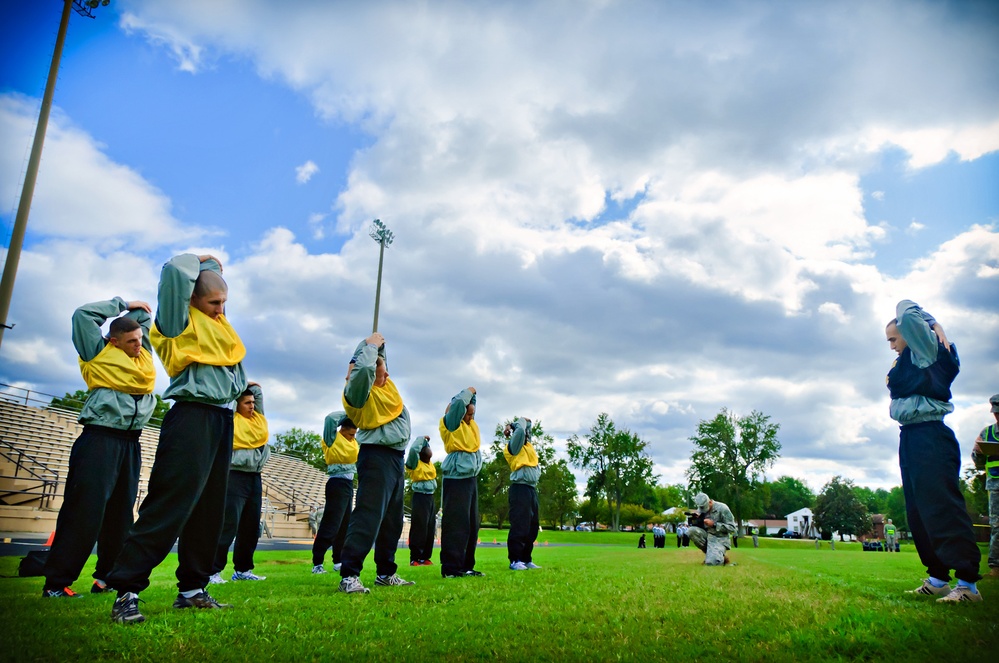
[72,297,128,361]
[895,300,939,368]
[443,389,475,432]
[156,254,222,338]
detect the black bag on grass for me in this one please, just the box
[18,550,48,577]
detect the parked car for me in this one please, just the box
[782,530,801,539]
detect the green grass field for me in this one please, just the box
[1,535,996,661]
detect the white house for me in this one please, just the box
[785,508,814,536]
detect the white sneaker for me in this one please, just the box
[906,579,951,597]
[525,562,542,569]
[208,573,227,585]
[937,586,983,603]
[333,563,342,572]
[311,564,326,574]
[338,576,370,594]
[375,573,415,586]
[232,570,266,581]
[509,561,527,571]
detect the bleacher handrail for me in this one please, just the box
[0,382,164,428]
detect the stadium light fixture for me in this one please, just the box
[368,219,394,333]
[0,0,112,351]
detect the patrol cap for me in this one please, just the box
[991,394,999,413]
[693,492,711,513]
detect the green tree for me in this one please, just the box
[961,466,989,521]
[814,476,872,541]
[567,413,657,532]
[272,427,325,471]
[577,499,603,528]
[618,503,657,529]
[539,459,577,529]
[852,485,889,515]
[686,408,781,531]
[765,476,814,517]
[884,485,908,531]
[654,483,691,512]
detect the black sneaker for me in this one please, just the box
[111,593,145,624]
[42,587,82,598]
[464,570,485,577]
[172,591,232,610]
[91,580,112,594]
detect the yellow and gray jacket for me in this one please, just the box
[322,410,359,480]
[73,297,156,430]
[150,254,247,405]
[231,383,270,473]
[341,341,411,451]
[405,436,437,494]
[504,417,540,487]
[439,388,482,480]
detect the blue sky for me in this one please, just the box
[2,0,997,494]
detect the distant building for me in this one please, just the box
[785,508,814,536]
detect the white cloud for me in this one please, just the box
[5,0,997,491]
[295,160,319,184]
[0,94,203,249]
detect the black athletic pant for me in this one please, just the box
[339,445,404,578]
[899,421,982,583]
[43,426,141,590]
[106,402,233,594]
[410,491,436,562]
[507,483,539,564]
[312,477,353,566]
[212,470,262,574]
[441,476,479,576]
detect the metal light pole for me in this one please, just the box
[368,219,394,333]
[0,0,109,352]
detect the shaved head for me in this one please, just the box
[194,270,228,298]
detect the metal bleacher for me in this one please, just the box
[0,385,327,538]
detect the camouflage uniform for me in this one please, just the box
[688,499,736,565]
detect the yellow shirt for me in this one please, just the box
[342,378,404,430]
[233,411,268,450]
[504,441,539,472]
[150,306,246,378]
[323,431,360,466]
[78,343,156,395]
[439,417,481,454]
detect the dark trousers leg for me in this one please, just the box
[43,428,140,590]
[410,492,435,562]
[441,477,479,576]
[93,441,141,583]
[508,483,533,563]
[421,496,438,562]
[339,446,404,578]
[311,478,353,566]
[107,403,233,594]
[899,422,982,583]
[372,457,405,577]
[213,471,261,574]
[231,473,262,573]
[213,471,251,574]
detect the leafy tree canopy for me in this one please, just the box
[814,475,872,540]
[686,408,781,528]
[272,427,325,471]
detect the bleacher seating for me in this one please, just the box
[0,398,331,538]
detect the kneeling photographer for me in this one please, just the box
[687,492,736,566]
